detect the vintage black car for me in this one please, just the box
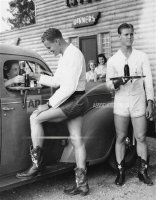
[0,44,154,192]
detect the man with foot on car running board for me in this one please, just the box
[16,28,89,196]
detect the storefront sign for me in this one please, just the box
[66,0,101,7]
[72,12,100,28]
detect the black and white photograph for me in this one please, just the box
[0,0,156,199]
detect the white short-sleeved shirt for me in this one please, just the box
[39,44,86,108]
[106,48,154,101]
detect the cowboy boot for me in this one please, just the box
[137,156,153,186]
[115,160,125,186]
[64,167,89,196]
[16,145,44,178]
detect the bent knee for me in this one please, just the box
[30,112,40,123]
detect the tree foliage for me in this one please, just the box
[7,0,35,29]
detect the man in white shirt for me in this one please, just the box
[106,23,154,186]
[17,28,89,196]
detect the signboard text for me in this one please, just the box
[66,0,100,7]
[72,12,100,28]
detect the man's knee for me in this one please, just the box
[70,135,83,148]
[30,112,40,124]
[116,134,127,144]
[135,134,146,143]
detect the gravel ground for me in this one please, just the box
[0,137,156,200]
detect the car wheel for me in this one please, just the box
[107,124,137,170]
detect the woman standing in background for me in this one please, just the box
[95,53,107,81]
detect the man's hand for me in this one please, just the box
[113,77,130,90]
[146,100,153,119]
[29,72,41,81]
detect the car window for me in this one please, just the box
[3,60,51,89]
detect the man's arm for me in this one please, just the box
[29,72,60,88]
[106,60,115,90]
[48,54,84,108]
[142,53,154,119]
[142,52,154,101]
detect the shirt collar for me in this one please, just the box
[118,48,135,62]
[62,43,72,57]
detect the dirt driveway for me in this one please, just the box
[0,137,156,200]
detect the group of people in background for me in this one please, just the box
[86,53,107,82]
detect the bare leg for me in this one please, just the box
[132,115,153,185]
[30,108,67,148]
[64,116,89,196]
[114,114,130,185]
[67,116,86,169]
[16,108,67,178]
[131,115,147,160]
[114,114,130,163]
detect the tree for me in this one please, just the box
[7,0,35,29]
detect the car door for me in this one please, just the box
[0,57,52,176]
[0,96,31,175]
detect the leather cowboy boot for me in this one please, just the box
[137,156,153,186]
[64,167,89,196]
[115,160,125,186]
[16,145,44,178]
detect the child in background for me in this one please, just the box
[86,60,97,82]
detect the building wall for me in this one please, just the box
[0,0,156,92]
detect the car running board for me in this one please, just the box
[0,162,75,192]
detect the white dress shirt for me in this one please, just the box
[106,48,154,101]
[39,43,86,108]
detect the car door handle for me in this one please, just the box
[2,107,15,111]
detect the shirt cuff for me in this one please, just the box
[47,101,52,108]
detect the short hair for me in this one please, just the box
[118,23,134,34]
[41,28,63,42]
[4,60,19,79]
[97,53,107,64]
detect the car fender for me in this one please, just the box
[60,102,116,165]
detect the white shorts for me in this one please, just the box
[114,92,146,118]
